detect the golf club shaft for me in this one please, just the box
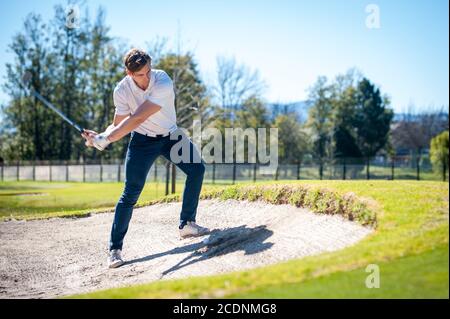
[29,90,84,133]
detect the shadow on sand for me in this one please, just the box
[124,224,274,277]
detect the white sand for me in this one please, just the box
[0,199,373,299]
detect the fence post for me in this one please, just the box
[32,160,36,181]
[65,161,69,182]
[297,162,301,180]
[391,158,395,181]
[117,164,121,182]
[100,159,103,182]
[49,160,52,182]
[443,161,447,182]
[232,163,236,185]
[342,158,347,180]
[212,162,216,184]
[171,163,176,194]
[83,162,86,183]
[16,160,19,181]
[0,163,3,182]
[416,156,420,181]
[366,157,370,180]
[165,163,170,196]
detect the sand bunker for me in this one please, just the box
[0,199,373,298]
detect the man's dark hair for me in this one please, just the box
[123,49,152,72]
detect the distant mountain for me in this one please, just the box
[393,112,449,122]
[267,102,448,124]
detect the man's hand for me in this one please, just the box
[81,130,98,147]
[92,132,111,151]
[81,129,111,151]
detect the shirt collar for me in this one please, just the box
[127,70,155,94]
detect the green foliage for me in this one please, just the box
[353,78,393,158]
[430,130,449,180]
[170,183,377,226]
[273,114,310,163]
[306,76,334,164]
[1,4,127,161]
[306,72,394,167]
[332,84,362,158]
[236,96,269,129]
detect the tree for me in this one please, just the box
[3,13,55,161]
[329,69,363,160]
[305,76,334,179]
[233,96,270,163]
[430,130,449,181]
[353,78,393,178]
[82,7,126,161]
[214,56,266,121]
[331,85,362,159]
[51,3,91,160]
[274,114,310,164]
[236,96,269,129]
[1,4,126,162]
[391,105,449,168]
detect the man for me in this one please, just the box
[82,49,209,269]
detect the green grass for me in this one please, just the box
[0,181,175,220]
[0,181,227,220]
[232,244,449,298]
[1,180,447,298]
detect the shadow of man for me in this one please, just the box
[125,225,274,277]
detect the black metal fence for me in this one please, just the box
[0,155,447,184]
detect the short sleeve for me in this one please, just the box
[146,71,174,108]
[113,87,131,115]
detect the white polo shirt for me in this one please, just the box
[113,69,178,136]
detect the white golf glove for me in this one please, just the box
[92,132,111,151]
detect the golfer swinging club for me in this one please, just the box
[82,49,209,268]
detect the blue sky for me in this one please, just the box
[0,0,448,113]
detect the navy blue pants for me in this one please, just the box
[109,131,205,251]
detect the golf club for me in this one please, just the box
[19,72,85,133]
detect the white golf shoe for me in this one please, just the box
[179,221,210,239]
[108,249,124,268]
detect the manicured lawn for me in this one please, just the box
[0,181,225,220]
[0,181,174,220]
[231,244,448,298]
[65,180,448,299]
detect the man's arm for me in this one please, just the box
[107,100,162,142]
[104,113,129,133]
[81,101,161,150]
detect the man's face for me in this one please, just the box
[128,63,151,90]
